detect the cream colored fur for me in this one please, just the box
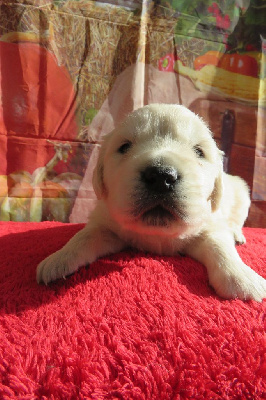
[37,104,266,301]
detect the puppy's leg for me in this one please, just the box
[37,225,125,284]
[185,230,266,301]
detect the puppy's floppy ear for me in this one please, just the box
[210,149,224,212]
[92,132,112,199]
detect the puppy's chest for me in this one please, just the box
[122,232,183,256]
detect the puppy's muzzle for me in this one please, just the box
[141,166,180,193]
[132,165,184,227]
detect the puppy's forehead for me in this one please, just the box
[122,104,210,142]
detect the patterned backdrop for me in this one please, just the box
[0,0,265,225]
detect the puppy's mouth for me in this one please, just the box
[131,189,187,228]
[141,205,177,227]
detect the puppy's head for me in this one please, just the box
[93,104,223,237]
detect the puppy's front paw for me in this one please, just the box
[37,250,77,284]
[233,229,246,245]
[210,263,266,302]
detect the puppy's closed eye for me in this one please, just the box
[118,141,132,154]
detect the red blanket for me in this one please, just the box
[0,222,265,399]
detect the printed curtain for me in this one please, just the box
[0,0,265,226]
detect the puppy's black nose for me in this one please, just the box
[142,166,179,192]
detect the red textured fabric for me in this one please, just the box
[0,222,265,399]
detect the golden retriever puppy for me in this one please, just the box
[37,104,266,301]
